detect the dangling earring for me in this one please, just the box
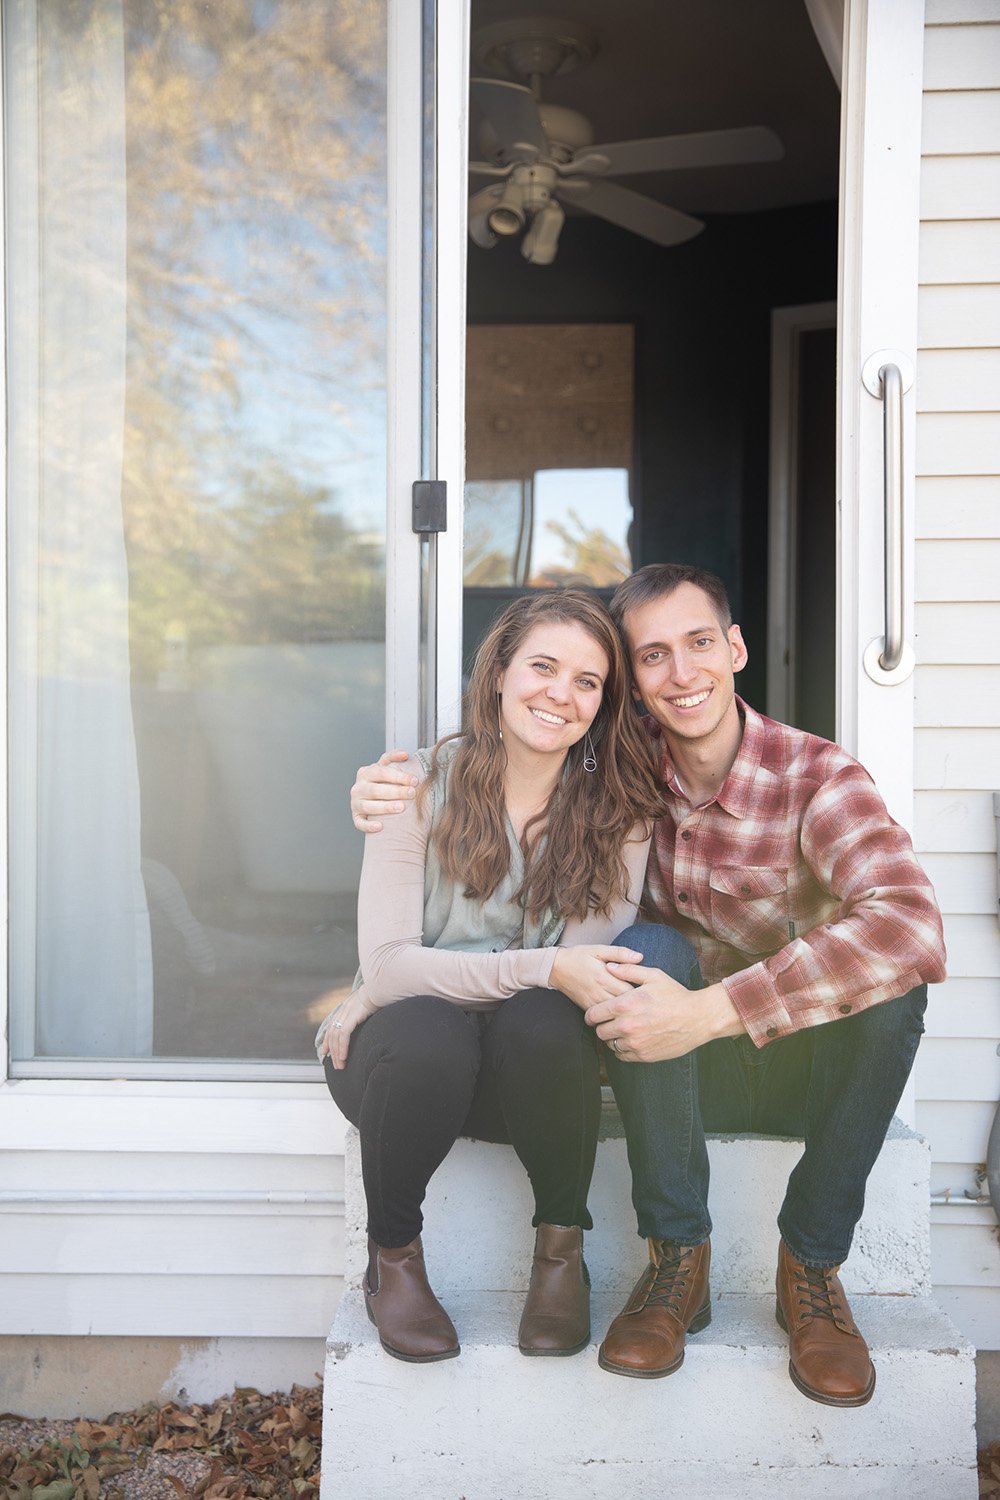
[496,691,503,742]
[583,731,597,773]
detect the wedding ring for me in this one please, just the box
[612,1038,623,1055]
[331,1019,345,1030]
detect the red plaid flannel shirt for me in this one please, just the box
[644,698,946,1047]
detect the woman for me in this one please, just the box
[317,590,665,1364]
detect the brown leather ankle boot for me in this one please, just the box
[364,1235,459,1363]
[775,1240,875,1406]
[598,1237,711,1378]
[518,1223,591,1356]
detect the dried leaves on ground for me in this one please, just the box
[981,1440,1000,1498]
[0,1384,322,1500]
[5,1390,994,1496]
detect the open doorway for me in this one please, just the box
[462,0,841,724]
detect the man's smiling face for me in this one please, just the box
[622,582,748,746]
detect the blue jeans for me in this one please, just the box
[604,922,927,1268]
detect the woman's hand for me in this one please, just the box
[316,986,378,1069]
[550,944,643,1010]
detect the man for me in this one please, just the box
[349,563,945,1408]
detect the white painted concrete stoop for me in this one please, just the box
[322,1117,977,1498]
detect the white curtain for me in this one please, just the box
[7,0,153,1057]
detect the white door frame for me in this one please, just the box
[837,0,924,831]
[383,0,426,751]
[838,0,925,1128]
[430,0,469,738]
[767,301,838,726]
[386,0,467,752]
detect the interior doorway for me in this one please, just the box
[767,303,838,740]
[461,0,842,724]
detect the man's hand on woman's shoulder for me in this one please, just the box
[351,748,419,833]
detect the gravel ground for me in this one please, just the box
[0,1384,322,1499]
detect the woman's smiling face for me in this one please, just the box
[496,620,609,761]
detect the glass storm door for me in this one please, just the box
[4,0,467,1076]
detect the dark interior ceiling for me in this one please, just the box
[468,0,842,215]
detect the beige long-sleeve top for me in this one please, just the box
[355,747,651,1011]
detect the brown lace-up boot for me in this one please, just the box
[598,1237,711,1378]
[775,1240,875,1406]
[518,1223,591,1356]
[364,1235,459,1363]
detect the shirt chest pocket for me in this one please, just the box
[708,865,790,956]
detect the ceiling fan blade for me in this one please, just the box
[572,126,784,178]
[561,180,704,247]
[471,77,548,160]
[469,161,513,179]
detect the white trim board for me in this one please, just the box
[0,1081,348,1155]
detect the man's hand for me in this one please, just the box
[550,945,644,1010]
[584,966,746,1062]
[351,749,418,833]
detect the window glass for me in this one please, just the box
[463,469,632,589]
[6,0,387,1065]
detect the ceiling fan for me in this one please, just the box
[469,18,784,266]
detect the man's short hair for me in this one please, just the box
[610,563,733,635]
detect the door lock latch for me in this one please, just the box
[412,480,447,533]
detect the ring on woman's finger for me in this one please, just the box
[611,1037,624,1056]
[331,1019,345,1031]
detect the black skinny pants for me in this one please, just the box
[323,989,601,1248]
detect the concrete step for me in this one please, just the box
[321,1287,977,1499]
[342,1115,932,1296]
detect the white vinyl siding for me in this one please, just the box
[0,1090,347,1337]
[915,5,1000,1348]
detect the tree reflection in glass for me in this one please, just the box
[9,0,389,1063]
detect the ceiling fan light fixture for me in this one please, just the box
[468,184,504,248]
[487,202,525,237]
[521,200,565,265]
[487,176,528,236]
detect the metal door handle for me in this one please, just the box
[862,350,915,685]
[879,362,904,671]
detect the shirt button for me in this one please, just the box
[740,883,751,895]
[838,1003,852,1014]
[680,829,692,841]
[766,1026,778,1038]
[677,891,689,902]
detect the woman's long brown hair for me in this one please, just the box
[420,590,667,923]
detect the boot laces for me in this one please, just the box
[645,1244,691,1311]
[796,1265,840,1323]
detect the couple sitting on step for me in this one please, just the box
[315,563,944,1408]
